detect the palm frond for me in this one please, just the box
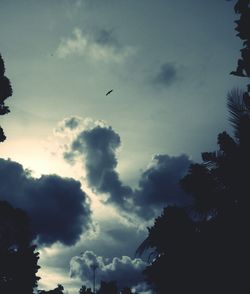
[135,236,151,257]
[201,152,218,168]
[227,88,246,139]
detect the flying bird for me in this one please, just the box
[106,89,113,96]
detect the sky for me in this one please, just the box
[0,0,247,293]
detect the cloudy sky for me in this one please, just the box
[0,0,247,293]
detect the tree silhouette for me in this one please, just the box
[120,287,133,294]
[231,0,250,79]
[137,92,250,294]
[179,92,249,293]
[0,52,40,293]
[96,281,118,294]
[38,284,64,294]
[79,285,93,294]
[136,206,200,294]
[0,201,40,294]
[0,54,12,142]
[137,1,250,293]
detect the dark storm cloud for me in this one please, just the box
[153,62,178,86]
[62,119,192,220]
[134,154,192,219]
[65,125,133,208]
[72,126,120,187]
[70,250,147,289]
[0,158,92,246]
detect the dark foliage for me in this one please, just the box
[138,92,250,293]
[38,284,64,294]
[79,285,94,294]
[230,0,250,89]
[137,1,250,293]
[78,283,138,294]
[0,201,40,294]
[96,281,118,294]
[0,54,12,142]
[120,287,133,294]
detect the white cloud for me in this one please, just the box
[70,250,147,289]
[54,116,107,137]
[56,28,135,63]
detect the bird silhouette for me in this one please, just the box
[106,89,113,96]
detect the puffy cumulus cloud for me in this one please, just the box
[70,250,147,289]
[153,62,178,87]
[58,117,192,220]
[0,158,92,246]
[134,154,192,220]
[56,27,135,63]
